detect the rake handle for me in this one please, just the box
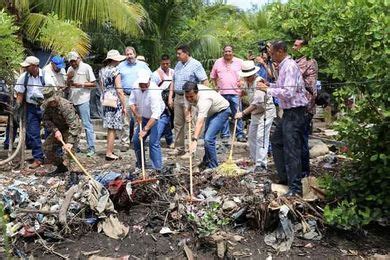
[139,122,146,180]
[188,119,193,198]
[59,138,91,179]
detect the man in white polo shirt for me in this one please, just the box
[129,70,165,172]
[184,82,230,169]
[66,51,96,157]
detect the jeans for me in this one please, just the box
[157,110,173,145]
[75,101,95,152]
[221,95,244,138]
[203,108,231,168]
[133,117,162,170]
[26,103,44,161]
[271,106,306,193]
[302,112,313,177]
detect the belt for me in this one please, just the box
[284,106,306,112]
[174,90,184,96]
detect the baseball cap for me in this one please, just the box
[51,55,65,69]
[67,51,80,61]
[20,56,40,67]
[137,70,151,84]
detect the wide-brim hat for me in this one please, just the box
[104,49,126,62]
[239,60,260,77]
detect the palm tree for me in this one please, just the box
[2,0,147,57]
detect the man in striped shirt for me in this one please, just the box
[169,45,208,156]
[258,40,308,197]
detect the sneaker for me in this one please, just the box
[47,164,68,177]
[168,148,185,156]
[282,190,301,198]
[29,160,43,169]
[168,143,175,149]
[253,165,267,174]
[236,136,247,143]
[86,150,95,157]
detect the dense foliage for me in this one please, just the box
[0,10,24,82]
[269,0,389,229]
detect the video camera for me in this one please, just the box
[258,40,268,53]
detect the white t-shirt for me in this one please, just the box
[15,69,54,105]
[185,84,229,118]
[43,64,66,88]
[152,67,174,90]
[67,61,96,105]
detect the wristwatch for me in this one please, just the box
[192,137,198,142]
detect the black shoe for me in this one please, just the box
[47,164,68,177]
[253,165,267,174]
[67,171,80,189]
[236,136,247,142]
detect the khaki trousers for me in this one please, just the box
[173,95,195,151]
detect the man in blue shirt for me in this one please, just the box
[168,45,208,156]
[118,47,151,151]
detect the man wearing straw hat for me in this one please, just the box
[41,86,82,175]
[129,70,165,172]
[234,60,276,174]
[184,82,230,170]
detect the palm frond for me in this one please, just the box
[47,0,147,36]
[24,13,91,57]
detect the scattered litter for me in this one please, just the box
[264,205,294,252]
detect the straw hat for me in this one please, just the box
[104,50,126,62]
[239,60,260,78]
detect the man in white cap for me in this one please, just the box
[66,51,96,157]
[14,56,54,169]
[129,70,165,172]
[234,60,276,174]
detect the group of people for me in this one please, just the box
[7,38,318,196]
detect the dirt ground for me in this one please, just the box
[1,135,390,259]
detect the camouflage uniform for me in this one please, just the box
[42,96,82,172]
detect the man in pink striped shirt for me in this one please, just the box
[210,45,246,142]
[258,40,308,197]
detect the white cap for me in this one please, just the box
[137,70,151,84]
[67,51,80,61]
[20,56,40,67]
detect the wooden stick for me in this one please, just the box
[228,119,238,161]
[188,120,193,198]
[139,122,146,180]
[59,139,91,179]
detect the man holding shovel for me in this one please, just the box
[184,82,230,170]
[235,60,276,174]
[41,86,82,175]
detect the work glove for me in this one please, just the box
[13,102,23,124]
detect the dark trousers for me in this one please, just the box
[302,113,313,176]
[271,106,306,193]
[26,103,44,161]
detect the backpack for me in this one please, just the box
[23,70,46,89]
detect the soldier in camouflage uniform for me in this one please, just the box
[41,87,82,175]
